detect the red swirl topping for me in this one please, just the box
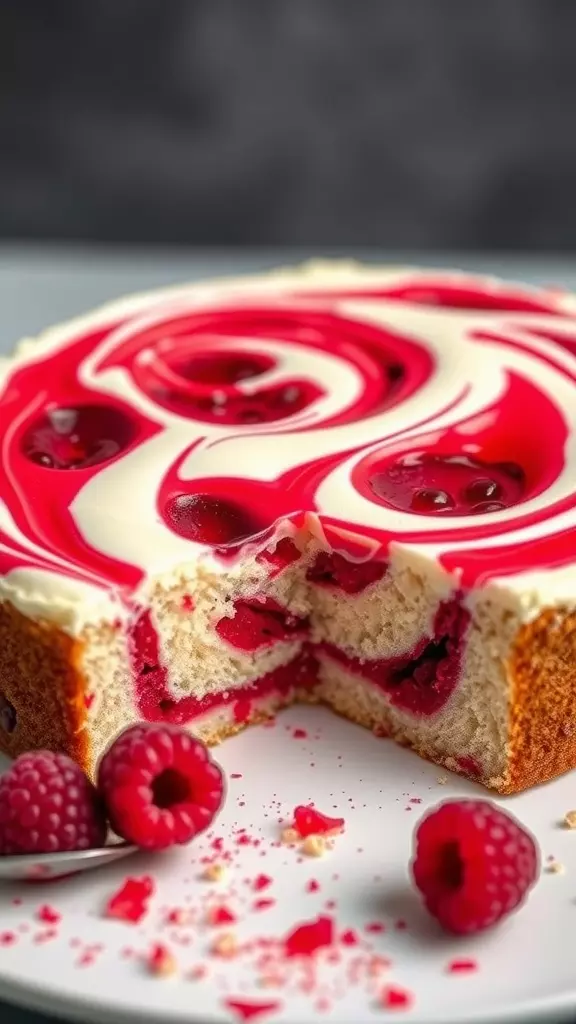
[0,267,574,598]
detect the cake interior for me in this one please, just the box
[69,524,520,793]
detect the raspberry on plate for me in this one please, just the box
[0,751,107,855]
[411,798,539,934]
[97,723,225,850]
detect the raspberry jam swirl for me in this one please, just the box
[1,265,576,606]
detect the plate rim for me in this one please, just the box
[1,962,576,1024]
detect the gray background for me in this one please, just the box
[1,0,576,249]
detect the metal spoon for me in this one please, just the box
[0,843,137,882]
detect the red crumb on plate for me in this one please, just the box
[447,958,478,973]
[165,908,193,926]
[380,984,414,1010]
[252,873,273,891]
[146,942,177,976]
[36,904,61,925]
[253,898,276,912]
[292,805,345,838]
[33,928,58,943]
[187,964,208,981]
[284,915,334,957]
[223,997,283,1021]
[104,876,154,924]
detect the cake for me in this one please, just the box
[0,261,574,795]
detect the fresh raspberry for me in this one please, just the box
[97,723,225,850]
[0,751,106,855]
[411,799,539,934]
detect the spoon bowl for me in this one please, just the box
[0,843,137,882]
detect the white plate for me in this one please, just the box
[0,705,573,1024]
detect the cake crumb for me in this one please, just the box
[165,908,194,926]
[146,943,177,977]
[206,904,237,927]
[546,859,565,874]
[302,835,326,858]
[187,964,208,981]
[281,827,300,845]
[258,975,283,988]
[437,775,448,785]
[564,810,576,829]
[368,954,392,977]
[447,957,478,974]
[211,932,238,958]
[203,863,226,882]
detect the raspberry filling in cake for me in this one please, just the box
[0,263,575,795]
[319,598,470,717]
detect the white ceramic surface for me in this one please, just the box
[0,705,573,1024]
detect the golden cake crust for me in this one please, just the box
[504,607,576,794]
[0,601,89,767]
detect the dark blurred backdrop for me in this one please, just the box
[0,0,575,250]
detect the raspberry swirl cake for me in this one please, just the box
[1,261,575,794]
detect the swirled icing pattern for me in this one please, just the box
[2,264,576,620]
